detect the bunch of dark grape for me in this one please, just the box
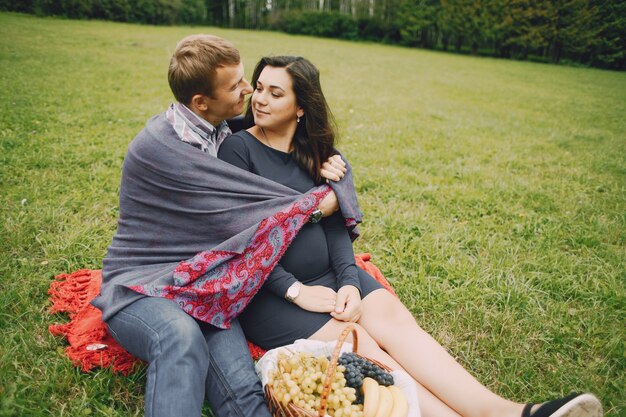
[338,352,394,404]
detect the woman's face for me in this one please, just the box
[251,66,302,131]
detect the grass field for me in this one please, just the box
[1,12,624,417]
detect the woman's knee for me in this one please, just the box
[311,319,372,345]
[323,320,379,351]
[362,290,415,326]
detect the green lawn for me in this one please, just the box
[1,12,624,417]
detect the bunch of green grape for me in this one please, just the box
[268,351,365,417]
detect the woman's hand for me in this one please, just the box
[293,284,337,313]
[331,285,362,322]
[318,190,339,217]
[320,155,346,182]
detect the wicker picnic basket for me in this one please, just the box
[264,324,392,417]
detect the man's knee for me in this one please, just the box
[154,315,209,361]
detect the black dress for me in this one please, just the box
[218,131,383,349]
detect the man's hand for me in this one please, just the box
[331,285,362,322]
[321,155,346,182]
[318,190,339,218]
[293,284,337,313]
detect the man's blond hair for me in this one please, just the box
[168,34,240,104]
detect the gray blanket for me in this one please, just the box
[92,112,362,327]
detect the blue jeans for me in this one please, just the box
[106,297,272,417]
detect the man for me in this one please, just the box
[93,34,347,417]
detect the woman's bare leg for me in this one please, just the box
[357,289,524,417]
[309,318,463,417]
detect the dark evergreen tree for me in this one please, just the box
[3,0,623,69]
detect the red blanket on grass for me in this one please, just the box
[48,253,394,375]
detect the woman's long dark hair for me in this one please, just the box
[244,56,337,184]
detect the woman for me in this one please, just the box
[217,56,602,417]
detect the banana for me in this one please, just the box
[362,377,380,417]
[373,385,393,417]
[388,385,409,417]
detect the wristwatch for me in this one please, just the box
[309,208,323,223]
[285,281,302,302]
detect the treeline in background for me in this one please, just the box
[3,0,624,70]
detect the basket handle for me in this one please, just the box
[318,324,359,417]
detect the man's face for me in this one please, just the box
[205,62,253,124]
